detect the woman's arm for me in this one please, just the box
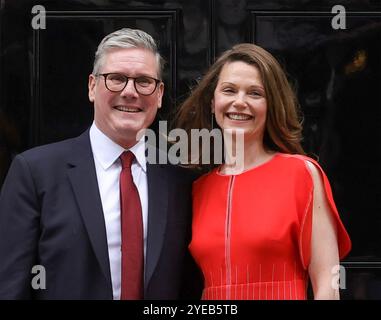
[306,161,340,300]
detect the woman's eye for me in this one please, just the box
[249,91,262,97]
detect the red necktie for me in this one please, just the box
[119,151,144,300]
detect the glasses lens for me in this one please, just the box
[135,76,157,95]
[105,73,127,92]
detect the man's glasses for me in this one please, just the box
[96,73,161,96]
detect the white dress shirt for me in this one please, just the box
[89,123,148,300]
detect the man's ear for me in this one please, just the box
[157,81,164,109]
[88,74,96,103]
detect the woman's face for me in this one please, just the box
[212,61,267,145]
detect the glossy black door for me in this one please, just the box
[1,0,381,299]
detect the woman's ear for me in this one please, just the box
[211,99,215,113]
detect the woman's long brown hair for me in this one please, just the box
[173,43,305,168]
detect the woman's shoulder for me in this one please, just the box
[276,152,317,164]
[270,153,329,188]
[275,153,322,172]
[193,166,220,188]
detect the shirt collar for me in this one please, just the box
[89,122,147,172]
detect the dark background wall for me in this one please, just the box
[0,0,380,299]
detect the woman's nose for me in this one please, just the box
[232,93,247,108]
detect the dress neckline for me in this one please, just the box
[215,152,280,177]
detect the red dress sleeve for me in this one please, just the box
[298,156,352,269]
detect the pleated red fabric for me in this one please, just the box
[190,153,351,300]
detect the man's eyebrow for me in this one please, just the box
[105,72,157,77]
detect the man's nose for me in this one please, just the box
[120,79,139,98]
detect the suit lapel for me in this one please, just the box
[66,130,112,293]
[66,132,169,295]
[145,162,168,291]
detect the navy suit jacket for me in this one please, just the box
[0,130,202,299]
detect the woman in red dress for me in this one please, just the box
[176,43,351,300]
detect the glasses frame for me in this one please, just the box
[96,73,161,96]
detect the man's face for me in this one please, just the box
[88,47,164,148]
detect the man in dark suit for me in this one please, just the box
[0,28,201,299]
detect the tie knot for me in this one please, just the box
[120,151,135,169]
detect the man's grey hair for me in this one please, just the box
[92,28,164,78]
